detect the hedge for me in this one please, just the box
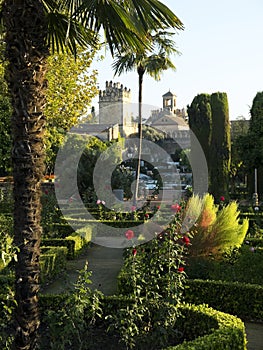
[184,279,263,321]
[38,294,246,349]
[40,246,68,283]
[169,303,246,350]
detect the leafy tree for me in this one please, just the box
[1,1,184,348]
[45,48,99,173]
[229,117,249,194]
[240,92,263,198]
[209,92,231,201]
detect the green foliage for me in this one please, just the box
[187,92,231,200]
[0,287,15,349]
[209,92,231,201]
[114,211,190,349]
[41,190,64,236]
[238,92,263,197]
[0,214,17,269]
[186,244,263,286]
[189,194,248,257]
[42,264,103,350]
[187,93,212,167]
[45,48,98,172]
[40,246,68,283]
[184,279,263,322]
[171,303,247,350]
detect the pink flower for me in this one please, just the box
[125,230,134,240]
[182,235,190,246]
[132,248,137,257]
[96,199,101,205]
[101,200,106,205]
[145,213,149,219]
[178,267,185,272]
[68,197,73,203]
[171,203,181,212]
[131,206,136,212]
[220,196,225,202]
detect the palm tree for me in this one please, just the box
[1,1,183,348]
[113,29,182,205]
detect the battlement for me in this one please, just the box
[99,80,131,102]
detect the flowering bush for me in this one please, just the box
[113,207,191,348]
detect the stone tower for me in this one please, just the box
[99,81,134,136]
[162,90,177,114]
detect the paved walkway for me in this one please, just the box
[41,243,263,349]
[41,243,124,295]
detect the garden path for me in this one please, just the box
[41,242,124,295]
[41,243,263,349]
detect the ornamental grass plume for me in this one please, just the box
[181,194,203,233]
[189,194,249,258]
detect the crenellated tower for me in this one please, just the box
[99,81,134,136]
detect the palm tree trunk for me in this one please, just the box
[134,67,145,205]
[3,1,49,349]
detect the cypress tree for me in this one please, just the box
[187,94,212,192]
[209,92,231,202]
[244,92,263,199]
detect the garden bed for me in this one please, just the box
[39,294,247,350]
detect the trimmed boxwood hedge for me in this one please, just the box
[170,303,246,350]
[41,238,76,259]
[184,279,263,322]
[39,294,247,349]
[40,246,68,283]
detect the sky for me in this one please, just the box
[91,0,263,120]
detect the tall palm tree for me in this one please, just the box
[0,1,183,348]
[113,29,182,205]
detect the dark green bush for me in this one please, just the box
[38,293,246,350]
[186,244,263,285]
[169,303,246,350]
[0,275,14,294]
[40,246,68,283]
[184,279,263,321]
[41,238,76,259]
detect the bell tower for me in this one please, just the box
[162,90,177,114]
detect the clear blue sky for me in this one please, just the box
[91,0,263,120]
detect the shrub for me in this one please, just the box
[39,293,247,350]
[189,194,248,258]
[186,244,263,285]
[184,279,263,321]
[170,303,246,350]
[40,246,68,283]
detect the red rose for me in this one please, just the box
[44,190,48,195]
[132,248,137,257]
[157,205,161,210]
[182,235,190,246]
[171,203,181,212]
[178,267,184,272]
[220,196,225,202]
[125,230,134,240]
[145,213,149,219]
